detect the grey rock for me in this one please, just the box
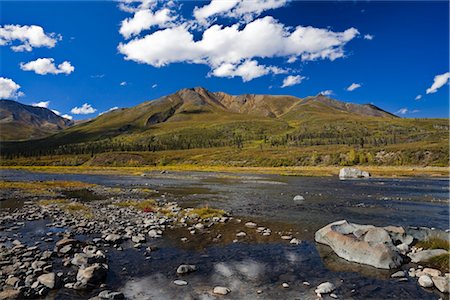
[315,282,335,294]
[391,270,406,278]
[418,275,433,288]
[98,290,125,299]
[339,167,370,179]
[76,263,108,286]
[408,249,448,263]
[213,286,231,295]
[173,280,188,286]
[176,264,197,274]
[432,276,450,293]
[37,273,60,289]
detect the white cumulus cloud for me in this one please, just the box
[32,101,50,108]
[396,108,408,115]
[62,114,73,120]
[118,16,359,81]
[120,81,127,86]
[71,103,97,115]
[281,75,304,88]
[194,0,288,25]
[320,90,333,96]
[120,8,175,39]
[0,77,24,99]
[426,72,450,94]
[346,82,361,91]
[20,58,74,75]
[363,34,374,40]
[51,109,61,115]
[0,24,60,52]
[415,94,422,100]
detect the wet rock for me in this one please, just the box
[5,277,20,287]
[0,289,22,300]
[418,275,433,288]
[293,195,304,201]
[290,238,300,245]
[408,249,448,263]
[105,234,121,243]
[148,229,161,238]
[176,264,197,274]
[76,263,108,286]
[422,268,441,277]
[131,235,145,244]
[282,282,289,288]
[173,280,188,286]
[56,238,78,250]
[396,243,409,255]
[245,222,257,228]
[236,232,246,237]
[391,270,405,278]
[213,286,231,295]
[315,282,335,295]
[71,253,89,267]
[315,220,402,269]
[432,276,450,293]
[37,273,60,289]
[59,244,73,255]
[194,223,204,230]
[97,290,125,299]
[339,167,370,179]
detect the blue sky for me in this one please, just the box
[1,0,449,120]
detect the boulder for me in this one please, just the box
[105,234,121,243]
[76,263,108,286]
[418,275,434,288]
[408,249,448,263]
[315,220,403,269]
[37,273,60,289]
[339,167,370,179]
[432,276,450,293]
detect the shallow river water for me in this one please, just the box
[1,169,449,299]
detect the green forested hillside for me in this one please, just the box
[1,88,448,167]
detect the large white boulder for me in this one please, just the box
[339,167,371,179]
[315,220,403,269]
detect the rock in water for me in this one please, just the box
[293,195,305,201]
[76,263,108,286]
[176,264,197,274]
[432,276,450,293]
[174,280,188,286]
[213,286,231,295]
[37,273,60,289]
[339,167,370,179]
[315,220,403,269]
[408,249,448,263]
[315,282,335,295]
[418,275,434,288]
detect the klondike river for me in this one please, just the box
[1,169,449,299]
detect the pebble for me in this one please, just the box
[282,282,289,288]
[174,280,188,286]
[236,232,247,237]
[391,270,406,278]
[213,286,231,295]
[315,282,336,295]
[176,264,197,274]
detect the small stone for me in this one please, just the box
[330,293,338,299]
[418,275,434,288]
[5,277,20,287]
[98,290,125,299]
[174,280,188,286]
[281,235,292,240]
[293,195,304,201]
[315,282,335,295]
[176,264,197,274]
[290,238,300,245]
[391,270,406,278]
[213,286,231,295]
[282,282,289,288]
[303,281,310,286]
[194,223,204,230]
[236,232,246,237]
[105,234,121,243]
[245,222,257,228]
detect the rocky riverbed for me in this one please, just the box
[0,170,449,299]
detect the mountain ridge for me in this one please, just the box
[0,99,74,141]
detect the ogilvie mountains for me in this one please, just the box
[0,87,448,167]
[1,87,395,141]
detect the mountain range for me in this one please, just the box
[0,100,73,141]
[0,88,447,167]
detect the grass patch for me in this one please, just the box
[188,207,225,219]
[416,238,450,250]
[426,253,450,273]
[0,180,96,190]
[114,199,157,212]
[38,199,69,206]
